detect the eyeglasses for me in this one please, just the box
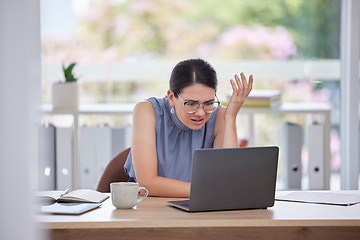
[177,95,220,113]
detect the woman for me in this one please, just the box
[124,58,253,197]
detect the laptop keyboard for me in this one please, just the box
[176,200,190,207]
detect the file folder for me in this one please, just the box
[80,126,112,189]
[111,125,132,158]
[56,127,73,190]
[111,127,126,159]
[95,126,111,188]
[79,126,96,189]
[282,122,302,190]
[307,123,325,190]
[39,124,56,190]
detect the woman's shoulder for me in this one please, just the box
[143,96,168,116]
[134,100,153,111]
[133,100,155,119]
[133,96,167,118]
[134,100,152,109]
[132,101,156,131]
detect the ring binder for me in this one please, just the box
[282,122,302,190]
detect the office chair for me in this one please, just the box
[96,147,130,193]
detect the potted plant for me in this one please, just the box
[51,62,79,109]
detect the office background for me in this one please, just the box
[39,0,358,190]
[0,1,359,240]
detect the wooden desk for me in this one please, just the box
[37,191,360,240]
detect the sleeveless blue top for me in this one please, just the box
[124,96,220,182]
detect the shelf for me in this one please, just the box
[42,102,330,115]
[42,103,136,115]
[41,102,331,190]
[241,102,331,114]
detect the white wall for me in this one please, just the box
[0,0,43,239]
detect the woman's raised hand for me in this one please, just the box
[226,72,253,119]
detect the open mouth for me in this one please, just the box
[191,118,204,124]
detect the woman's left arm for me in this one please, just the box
[214,72,253,148]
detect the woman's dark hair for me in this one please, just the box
[169,58,218,97]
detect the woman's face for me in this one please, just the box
[168,84,216,130]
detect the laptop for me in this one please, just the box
[167,146,279,212]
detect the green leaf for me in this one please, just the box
[62,62,78,82]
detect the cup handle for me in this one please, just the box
[137,187,149,204]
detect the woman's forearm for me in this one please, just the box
[138,176,191,198]
[220,73,253,148]
[222,114,239,148]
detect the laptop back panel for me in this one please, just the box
[188,146,279,212]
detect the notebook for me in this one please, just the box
[167,146,279,212]
[41,202,101,215]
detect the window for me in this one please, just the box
[41,0,345,189]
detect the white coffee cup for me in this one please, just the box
[110,182,149,209]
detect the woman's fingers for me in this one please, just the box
[234,73,248,96]
[240,72,247,89]
[231,72,253,99]
[249,74,253,87]
[235,74,243,92]
[230,79,238,94]
[248,74,253,95]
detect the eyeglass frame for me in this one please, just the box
[176,94,221,113]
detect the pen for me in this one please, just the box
[60,188,70,197]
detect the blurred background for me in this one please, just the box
[40,0,345,189]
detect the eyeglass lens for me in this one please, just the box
[184,101,219,113]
